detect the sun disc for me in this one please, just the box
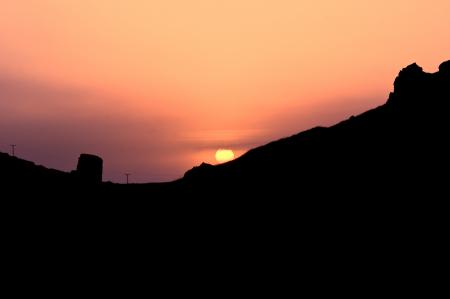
[215,149,235,163]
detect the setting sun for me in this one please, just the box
[215,149,235,163]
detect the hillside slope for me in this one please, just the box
[1,60,448,199]
[183,61,450,197]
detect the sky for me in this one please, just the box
[1,0,449,182]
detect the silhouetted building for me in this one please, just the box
[76,154,103,183]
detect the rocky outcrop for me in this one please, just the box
[387,60,449,111]
[439,60,450,74]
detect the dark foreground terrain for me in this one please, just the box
[2,60,449,200]
[2,61,448,283]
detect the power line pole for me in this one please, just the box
[125,173,131,184]
[10,144,16,157]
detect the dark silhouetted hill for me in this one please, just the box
[0,152,71,186]
[181,60,450,199]
[2,61,448,278]
[0,153,108,197]
[1,60,449,200]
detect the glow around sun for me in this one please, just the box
[215,149,235,163]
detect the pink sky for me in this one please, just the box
[1,1,449,182]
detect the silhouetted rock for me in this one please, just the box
[439,60,450,74]
[389,63,427,107]
[76,154,103,183]
[394,63,423,87]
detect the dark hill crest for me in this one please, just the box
[183,60,450,196]
[1,60,449,198]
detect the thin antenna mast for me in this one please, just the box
[10,144,16,157]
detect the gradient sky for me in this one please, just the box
[1,1,449,182]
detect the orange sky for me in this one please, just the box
[1,1,449,182]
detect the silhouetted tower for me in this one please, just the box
[76,154,103,183]
[125,173,131,184]
[10,144,16,157]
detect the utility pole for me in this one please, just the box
[10,144,16,157]
[125,173,131,184]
